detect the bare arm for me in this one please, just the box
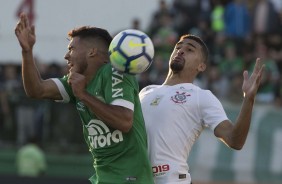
[214,58,264,150]
[15,13,62,100]
[68,69,133,133]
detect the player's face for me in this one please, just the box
[64,37,88,74]
[169,38,205,73]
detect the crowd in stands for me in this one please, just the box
[0,0,282,151]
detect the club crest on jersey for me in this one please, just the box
[150,95,163,106]
[171,91,191,104]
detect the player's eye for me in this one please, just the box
[68,47,74,53]
[68,46,74,50]
[187,48,193,52]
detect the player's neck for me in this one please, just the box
[163,73,194,86]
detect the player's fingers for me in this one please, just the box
[256,64,265,84]
[15,28,20,36]
[18,24,24,33]
[253,58,261,73]
[16,21,22,30]
[15,23,20,34]
[20,13,25,24]
[31,25,35,36]
[23,13,29,28]
[243,70,249,81]
[19,13,25,27]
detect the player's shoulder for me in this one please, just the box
[188,83,217,99]
[139,85,160,94]
[201,88,215,96]
[99,63,113,73]
[196,88,220,105]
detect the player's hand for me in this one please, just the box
[15,13,36,52]
[242,58,264,100]
[68,68,87,98]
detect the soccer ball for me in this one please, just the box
[109,29,154,74]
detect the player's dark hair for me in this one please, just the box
[180,34,209,64]
[68,26,113,47]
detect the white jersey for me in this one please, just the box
[139,83,229,184]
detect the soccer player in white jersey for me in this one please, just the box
[139,34,264,184]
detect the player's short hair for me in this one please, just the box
[180,34,209,64]
[68,26,113,49]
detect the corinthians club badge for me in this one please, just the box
[171,91,191,104]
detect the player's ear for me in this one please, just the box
[89,48,98,57]
[198,63,206,72]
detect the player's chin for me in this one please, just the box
[170,62,184,72]
[71,66,83,74]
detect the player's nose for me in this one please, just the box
[177,49,184,55]
[64,52,70,61]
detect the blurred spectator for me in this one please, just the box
[224,0,251,39]
[138,72,153,91]
[205,64,230,99]
[189,17,214,51]
[16,136,47,177]
[151,13,178,61]
[0,80,10,143]
[241,35,256,70]
[42,62,64,79]
[1,64,41,146]
[173,0,199,26]
[147,0,174,37]
[211,32,227,65]
[172,0,199,36]
[267,33,282,73]
[1,65,22,142]
[250,37,280,103]
[148,54,168,85]
[274,79,282,106]
[270,0,282,14]
[252,0,281,36]
[224,0,251,54]
[38,62,64,142]
[228,72,244,103]
[211,0,225,33]
[199,0,212,22]
[218,42,244,80]
[131,18,141,30]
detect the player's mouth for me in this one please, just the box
[67,61,73,68]
[172,55,184,63]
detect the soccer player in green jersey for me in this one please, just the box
[15,13,154,184]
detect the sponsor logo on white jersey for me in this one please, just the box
[86,119,123,149]
[152,164,170,177]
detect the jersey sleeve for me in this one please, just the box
[102,67,137,111]
[199,90,229,131]
[51,75,76,104]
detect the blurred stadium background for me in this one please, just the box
[1,0,282,183]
